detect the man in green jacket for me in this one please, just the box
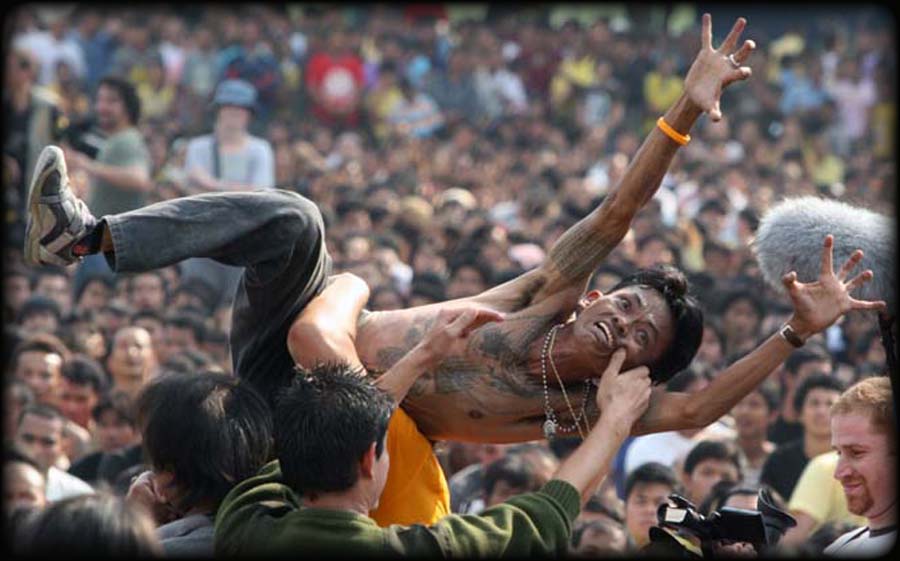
[215,345,653,557]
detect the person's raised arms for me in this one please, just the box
[631,235,886,436]
[527,14,755,305]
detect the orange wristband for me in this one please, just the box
[657,116,691,146]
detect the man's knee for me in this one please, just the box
[270,191,325,242]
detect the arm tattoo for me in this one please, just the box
[511,274,549,311]
[546,210,625,285]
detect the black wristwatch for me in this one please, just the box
[779,323,805,348]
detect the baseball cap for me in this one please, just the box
[211,79,258,112]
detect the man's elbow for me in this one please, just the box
[681,400,712,431]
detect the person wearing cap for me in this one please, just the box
[183,79,274,194]
[180,79,275,307]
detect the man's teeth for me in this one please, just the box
[595,322,610,343]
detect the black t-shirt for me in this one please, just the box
[69,444,144,486]
[767,416,804,446]
[759,439,809,502]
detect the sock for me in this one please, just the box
[72,223,104,256]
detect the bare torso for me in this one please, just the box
[355,280,600,443]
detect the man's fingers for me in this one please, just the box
[620,365,651,379]
[844,269,873,292]
[849,298,888,312]
[709,100,722,122]
[447,307,504,337]
[461,308,505,336]
[445,309,478,336]
[837,250,864,281]
[603,348,628,376]
[719,17,747,53]
[701,13,712,50]
[782,271,799,292]
[732,39,756,64]
[820,234,835,277]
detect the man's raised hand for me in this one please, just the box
[784,234,887,338]
[416,306,505,365]
[684,13,756,122]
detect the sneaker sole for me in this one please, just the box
[24,146,69,267]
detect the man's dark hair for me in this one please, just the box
[793,373,846,414]
[73,272,114,306]
[164,311,207,344]
[10,333,71,370]
[448,254,494,285]
[571,518,629,549]
[483,454,540,499]
[31,265,68,287]
[91,391,137,427]
[61,354,109,395]
[682,440,742,478]
[584,494,625,523]
[718,289,766,322]
[698,479,757,515]
[173,277,219,314]
[137,373,273,512]
[127,270,168,297]
[98,75,141,124]
[410,273,447,303]
[609,266,704,385]
[624,462,679,501]
[751,383,781,413]
[273,362,393,496]
[665,364,712,393]
[784,346,832,376]
[15,492,160,556]
[17,403,65,428]
[16,295,62,325]
[130,308,163,326]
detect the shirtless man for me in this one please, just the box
[25,15,884,447]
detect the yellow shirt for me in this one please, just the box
[369,406,450,527]
[788,451,866,529]
[644,72,684,113]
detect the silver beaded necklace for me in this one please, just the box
[540,323,592,440]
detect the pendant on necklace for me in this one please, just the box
[543,419,557,440]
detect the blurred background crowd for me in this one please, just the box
[3,2,895,556]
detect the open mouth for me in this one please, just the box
[594,321,612,345]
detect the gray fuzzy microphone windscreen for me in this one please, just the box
[752,196,895,316]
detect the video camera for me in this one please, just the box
[646,489,796,557]
[58,115,106,160]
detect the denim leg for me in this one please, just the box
[102,189,332,407]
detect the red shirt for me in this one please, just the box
[306,52,365,124]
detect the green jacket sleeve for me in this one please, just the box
[395,479,581,558]
[214,460,301,555]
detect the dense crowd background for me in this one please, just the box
[3,3,895,556]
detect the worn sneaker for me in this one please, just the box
[24,145,97,267]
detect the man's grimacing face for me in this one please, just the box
[573,286,676,372]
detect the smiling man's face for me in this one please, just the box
[573,285,675,372]
[832,412,896,520]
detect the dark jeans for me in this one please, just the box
[102,189,332,408]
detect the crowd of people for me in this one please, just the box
[3,3,896,557]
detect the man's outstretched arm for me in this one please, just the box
[287,273,503,402]
[630,236,886,436]
[530,15,754,303]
